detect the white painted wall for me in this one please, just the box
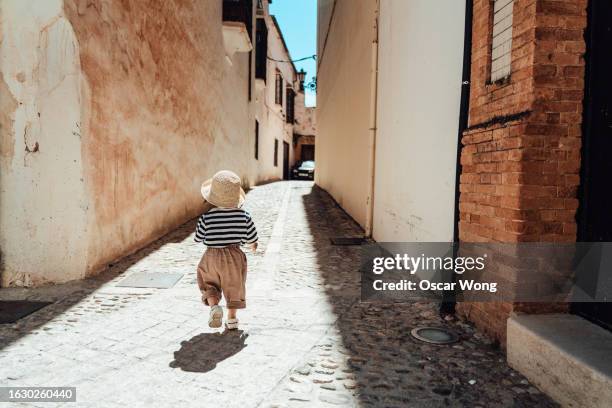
[315,0,378,228]
[372,0,466,242]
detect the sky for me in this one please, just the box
[269,0,317,107]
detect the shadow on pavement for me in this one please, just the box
[169,329,248,373]
[299,184,558,407]
[0,217,197,351]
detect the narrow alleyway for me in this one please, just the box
[0,181,556,407]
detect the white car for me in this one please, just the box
[292,160,315,180]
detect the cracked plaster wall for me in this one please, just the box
[1,0,254,286]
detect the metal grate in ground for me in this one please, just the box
[115,272,184,289]
[0,301,52,324]
[330,237,365,246]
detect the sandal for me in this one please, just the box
[225,318,239,330]
[208,305,223,328]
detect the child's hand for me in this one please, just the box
[248,242,258,252]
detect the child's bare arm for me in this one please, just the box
[245,211,258,252]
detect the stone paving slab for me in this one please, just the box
[259,183,557,408]
[0,181,557,407]
[115,272,184,288]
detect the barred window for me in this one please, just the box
[491,0,514,82]
[275,71,283,105]
[255,18,268,81]
[286,87,295,124]
[254,120,259,160]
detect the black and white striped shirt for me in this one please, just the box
[194,208,258,248]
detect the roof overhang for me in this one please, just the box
[223,21,253,59]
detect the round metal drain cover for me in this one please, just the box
[410,327,458,344]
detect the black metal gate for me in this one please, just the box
[573,0,612,330]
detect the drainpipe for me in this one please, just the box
[441,0,474,316]
[365,2,379,238]
[453,0,473,244]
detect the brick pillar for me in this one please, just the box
[456,0,588,345]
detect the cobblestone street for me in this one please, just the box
[0,181,557,407]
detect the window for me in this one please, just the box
[255,19,268,81]
[273,139,278,166]
[490,0,514,82]
[275,71,283,105]
[254,120,259,160]
[286,87,295,124]
[248,51,252,100]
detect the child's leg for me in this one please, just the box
[221,247,246,310]
[197,252,222,308]
[225,308,239,330]
[212,246,246,330]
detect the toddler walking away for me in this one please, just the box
[194,170,258,330]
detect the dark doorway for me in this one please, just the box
[301,144,315,162]
[573,0,612,330]
[282,141,290,180]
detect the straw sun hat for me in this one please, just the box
[200,170,246,209]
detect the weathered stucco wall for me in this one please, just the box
[294,91,316,137]
[1,0,256,285]
[0,0,89,286]
[64,0,254,276]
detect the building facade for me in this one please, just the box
[251,1,311,183]
[0,0,313,286]
[456,0,589,342]
[317,0,467,239]
[317,0,610,405]
[293,82,316,164]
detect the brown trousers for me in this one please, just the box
[197,245,247,309]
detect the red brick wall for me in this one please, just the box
[457,0,588,345]
[467,0,538,124]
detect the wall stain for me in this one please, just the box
[62,0,250,275]
[22,123,40,167]
[0,75,18,168]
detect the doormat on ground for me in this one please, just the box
[330,237,365,246]
[0,301,52,324]
[116,272,184,289]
